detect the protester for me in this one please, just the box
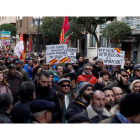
[28,100,56,123]
[110,93,140,123]
[77,64,97,85]
[53,65,63,82]
[0,93,13,123]
[110,65,120,82]
[0,71,11,94]
[91,58,103,79]
[3,64,22,104]
[105,69,131,94]
[65,82,93,121]
[93,71,110,90]
[13,58,29,83]
[102,88,115,112]
[130,80,140,93]
[79,90,110,123]
[56,78,77,123]
[35,71,61,122]
[112,87,123,104]
[11,81,36,123]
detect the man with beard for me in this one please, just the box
[53,65,63,83]
[13,58,29,83]
[35,71,61,122]
[65,82,93,121]
[124,59,132,71]
[79,90,111,123]
[102,88,115,112]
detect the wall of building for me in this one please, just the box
[0,17,16,25]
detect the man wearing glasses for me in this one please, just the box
[105,69,131,94]
[77,64,97,85]
[124,59,132,71]
[57,78,77,123]
[129,65,140,83]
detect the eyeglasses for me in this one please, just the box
[85,68,91,70]
[61,84,70,87]
[126,63,131,65]
[136,70,140,72]
[122,75,128,77]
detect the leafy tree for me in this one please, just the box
[41,17,64,44]
[102,20,132,40]
[0,24,17,37]
[76,17,116,47]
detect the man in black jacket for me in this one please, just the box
[65,82,93,121]
[11,81,36,123]
[92,58,103,79]
[35,71,61,122]
[0,93,13,123]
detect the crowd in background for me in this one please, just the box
[0,48,140,123]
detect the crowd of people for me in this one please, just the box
[0,48,140,123]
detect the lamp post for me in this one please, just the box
[30,17,42,51]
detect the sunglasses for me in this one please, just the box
[61,84,70,87]
[85,68,91,70]
[122,75,128,77]
[126,63,131,65]
[136,70,140,72]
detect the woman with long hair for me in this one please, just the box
[0,71,12,94]
[130,80,140,94]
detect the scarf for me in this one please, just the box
[116,111,130,123]
[97,77,108,87]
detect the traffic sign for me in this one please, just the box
[0,31,11,34]
[0,37,11,40]
[1,34,11,37]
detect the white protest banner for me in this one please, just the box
[67,48,77,63]
[98,48,125,65]
[46,44,67,64]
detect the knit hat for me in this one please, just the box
[47,70,54,76]
[133,65,140,71]
[78,82,93,96]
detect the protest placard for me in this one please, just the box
[98,48,125,65]
[46,44,67,64]
[67,48,77,63]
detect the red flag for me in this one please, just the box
[14,32,25,63]
[59,17,69,43]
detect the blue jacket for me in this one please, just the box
[53,71,60,82]
[24,64,33,79]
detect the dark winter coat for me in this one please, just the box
[93,82,104,90]
[18,68,29,83]
[65,96,89,121]
[128,76,140,83]
[105,80,131,94]
[11,100,31,123]
[91,64,102,79]
[3,69,22,104]
[0,110,12,123]
[35,84,62,122]
[79,104,111,123]
[52,83,59,91]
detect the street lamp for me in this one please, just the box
[30,17,42,51]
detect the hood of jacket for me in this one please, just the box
[86,104,111,119]
[81,72,93,78]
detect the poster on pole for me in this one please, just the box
[98,48,125,65]
[46,44,67,64]
[67,48,77,63]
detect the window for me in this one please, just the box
[100,36,106,47]
[90,35,96,47]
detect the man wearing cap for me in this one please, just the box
[28,100,55,123]
[24,57,34,79]
[47,70,58,91]
[35,71,61,122]
[129,64,140,82]
[13,58,29,83]
[65,82,93,121]
[56,78,77,123]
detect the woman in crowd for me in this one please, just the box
[0,71,11,94]
[130,80,140,94]
[93,70,110,90]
